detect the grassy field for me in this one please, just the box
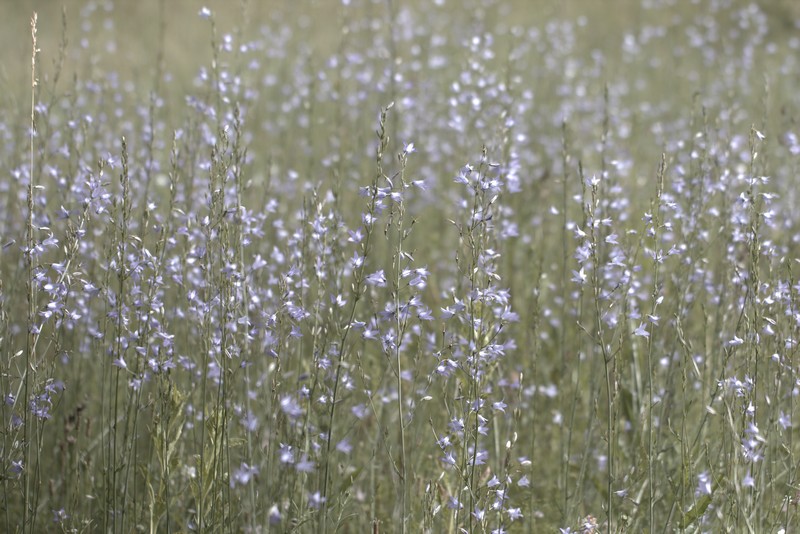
[2,0,800,532]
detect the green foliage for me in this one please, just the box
[2,1,800,533]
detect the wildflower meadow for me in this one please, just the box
[3,0,800,532]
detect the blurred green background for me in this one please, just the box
[4,0,798,106]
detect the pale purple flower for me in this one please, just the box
[280,396,303,419]
[779,411,792,430]
[336,439,353,454]
[507,507,523,521]
[278,443,294,464]
[268,505,281,525]
[365,270,387,287]
[571,268,587,285]
[295,454,315,473]
[308,491,326,509]
[441,450,457,466]
[492,400,507,412]
[633,323,649,338]
[52,509,68,523]
[695,471,712,497]
[728,335,744,347]
[231,463,259,487]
